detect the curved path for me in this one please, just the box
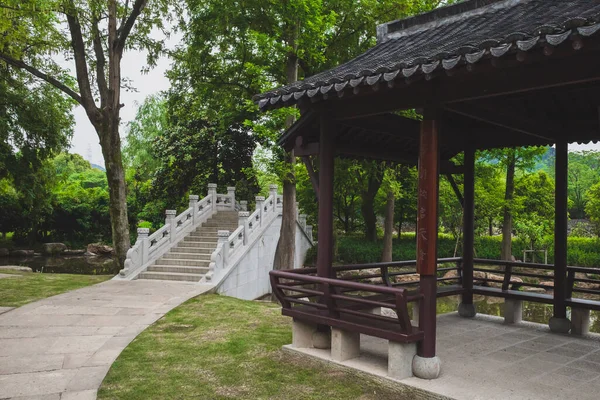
[0,280,213,400]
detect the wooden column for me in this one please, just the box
[462,144,475,305]
[317,114,335,278]
[554,141,568,319]
[416,115,440,359]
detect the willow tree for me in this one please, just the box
[0,0,173,265]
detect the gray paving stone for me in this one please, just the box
[0,280,213,399]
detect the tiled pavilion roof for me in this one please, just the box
[255,0,600,110]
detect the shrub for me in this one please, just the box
[305,234,600,268]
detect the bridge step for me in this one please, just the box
[138,271,204,282]
[163,252,212,260]
[169,247,213,254]
[177,241,217,249]
[184,236,217,242]
[158,258,211,267]
[147,265,209,274]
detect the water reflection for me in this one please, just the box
[0,255,118,275]
[437,295,600,334]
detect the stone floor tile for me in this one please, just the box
[61,389,97,400]
[0,337,58,357]
[0,370,77,398]
[46,336,112,355]
[62,353,94,369]
[0,354,64,375]
[65,365,111,392]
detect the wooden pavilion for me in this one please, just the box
[257,0,600,379]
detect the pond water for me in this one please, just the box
[437,295,600,334]
[0,255,119,275]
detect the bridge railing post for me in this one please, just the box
[269,185,278,211]
[218,230,230,266]
[306,225,313,242]
[165,209,177,243]
[240,200,248,211]
[255,196,265,227]
[208,183,217,212]
[227,186,236,210]
[138,228,150,266]
[189,195,199,225]
[298,214,307,230]
[239,212,250,245]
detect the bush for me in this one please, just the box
[305,234,600,268]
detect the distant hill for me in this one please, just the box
[91,163,106,172]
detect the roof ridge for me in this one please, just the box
[378,0,530,43]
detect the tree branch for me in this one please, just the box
[0,52,82,104]
[91,16,108,108]
[116,0,147,53]
[65,3,98,115]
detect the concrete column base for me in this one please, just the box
[549,316,571,334]
[292,319,317,348]
[369,307,382,315]
[412,355,442,379]
[388,341,417,380]
[571,308,590,336]
[412,302,420,325]
[458,302,477,318]
[504,299,522,324]
[312,327,331,349]
[331,328,360,361]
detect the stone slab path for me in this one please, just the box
[0,280,213,400]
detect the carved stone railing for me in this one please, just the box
[118,183,237,279]
[204,184,313,284]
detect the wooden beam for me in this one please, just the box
[327,46,600,120]
[444,103,557,141]
[416,111,440,359]
[302,156,319,202]
[461,144,475,307]
[317,115,335,278]
[553,141,568,321]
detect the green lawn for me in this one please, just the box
[0,270,111,307]
[98,294,416,400]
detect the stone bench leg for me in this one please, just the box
[331,328,360,362]
[292,319,317,348]
[504,299,522,324]
[571,308,590,335]
[388,341,417,380]
[412,302,420,325]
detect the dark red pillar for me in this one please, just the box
[416,115,440,358]
[317,114,335,278]
[550,141,569,332]
[459,144,476,317]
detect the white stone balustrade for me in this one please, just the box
[119,183,315,287]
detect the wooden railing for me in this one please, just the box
[271,257,600,339]
[270,268,424,343]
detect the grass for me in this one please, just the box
[0,270,111,307]
[98,294,414,400]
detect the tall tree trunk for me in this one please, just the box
[501,151,516,260]
[488,218,493,236]
[272,21,298,274]
[381,190,395,262]
[100,117,130,267]
[361,166,384,242]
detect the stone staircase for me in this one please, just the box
[138,211,239,282]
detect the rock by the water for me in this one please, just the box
[0,248,9,257]
[0,265,32,272]
[10,249,34,257]
[63,249,86,256]
[41,243,67,256]
[86,243,114,255]
[394,273,420,284]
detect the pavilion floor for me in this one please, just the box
[283,312,600,400]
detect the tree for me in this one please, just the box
[1,0,174,266]
[481,147,547,260]
[474,160,504,236]
[585,182,600,237]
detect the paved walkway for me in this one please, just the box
[0,280,213,400]
[287,312,600,400]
